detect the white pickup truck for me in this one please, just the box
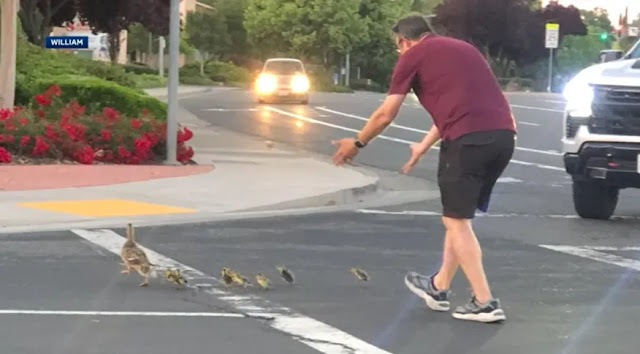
[562,39,640,219]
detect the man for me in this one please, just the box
[331,15,516,323]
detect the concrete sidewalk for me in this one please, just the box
[0,87,380,233]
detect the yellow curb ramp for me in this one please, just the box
[18,199,196,217]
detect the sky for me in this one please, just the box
[541,1,640,25]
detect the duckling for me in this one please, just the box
[164,268,187,287]
[276,265,295,285]
[229,269,252,288]
[120,223,154,287]
[255,273,271,290]
[221,267,234,286]
[350,267,369,282]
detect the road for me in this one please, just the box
[3,89,640,354]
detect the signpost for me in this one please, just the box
[545,23,559,93]
[629,27,639,37]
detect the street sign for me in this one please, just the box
[629,27,639,37]
[545,23,560,48]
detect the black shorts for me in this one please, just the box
[437,129,516,219]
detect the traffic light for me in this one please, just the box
[599,32,609,41]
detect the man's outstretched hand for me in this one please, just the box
[401,142,427,174]
[331,138,359,166]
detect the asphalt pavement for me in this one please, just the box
[5,213,639,354]
[4,88,640,354]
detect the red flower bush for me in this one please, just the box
[0,84,194,165]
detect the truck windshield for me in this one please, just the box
[628,40,640,59]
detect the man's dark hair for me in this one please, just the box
[391,15,433,40]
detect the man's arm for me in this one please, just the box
[356,94,406,144]
[416,124,440,153]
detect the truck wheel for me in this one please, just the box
[572,179,619,220]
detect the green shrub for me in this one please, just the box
[133,74,167,89]
[350,78,386,93]
[122,63,158,75]
[203,61,251,83]
[179,63,203,78]
[180,76,216,86]
[82,60,139,88]
[15,39,140,90]
[33,75,167,120]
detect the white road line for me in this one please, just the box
[0,310,244,317]
[510,104,564,113]
[539,245,640,271]
[203,108,259,112]
[497,177,523,183]
[72,229,392,354]
[356,209,640,220]
[581,246,640,251]
[543,100,566,104]
[315,106,428,134]
[270,106,565,172]
[314,106,562,157]
[519,121,540,126]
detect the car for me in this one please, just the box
[254,58,310,105]
[561,39,640,220]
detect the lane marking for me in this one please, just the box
[203,108,259,112]
[316,107,428,134]
[314,106,562,157]
[510,104,564,113]
[582,246,640,251]
[520,121,540,126]
[539,245,640,271]
[269,106,565,171]
[72,228,392,354]
[356,209,640,220]
[18,199,195,217]
[0,310,244,317]
[497,177,522,183]
[543,100,566,104]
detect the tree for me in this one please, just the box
[432,0,587,77]
[219,0,250,64]
[185,9,231,75]
[18,0,76,45]
[244,0,368,66]
[76,0,170,62]
[580,8,613,33]
[352,0,412,85]
[410,0,442,14]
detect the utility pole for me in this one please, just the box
[0,0,18,109]
[165,0,180,165]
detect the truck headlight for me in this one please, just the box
[256,74,277,94]
[562,75,594,117]
[291,74,310,93]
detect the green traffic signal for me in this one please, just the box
[599,32,609,41]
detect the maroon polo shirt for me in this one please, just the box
[388,34,516,141]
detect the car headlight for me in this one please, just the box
[562,73,594,117]
[291,74,310,93]
[256,74,277,94]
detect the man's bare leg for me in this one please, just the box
[442,216,492,302]
[433,229,459,290]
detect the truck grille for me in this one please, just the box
[589,85,640,136]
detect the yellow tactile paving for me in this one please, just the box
[18,199,195,217]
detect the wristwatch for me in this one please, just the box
[354,139,367,148]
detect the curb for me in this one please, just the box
[0,187,437,235]
[241,178,380,212]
